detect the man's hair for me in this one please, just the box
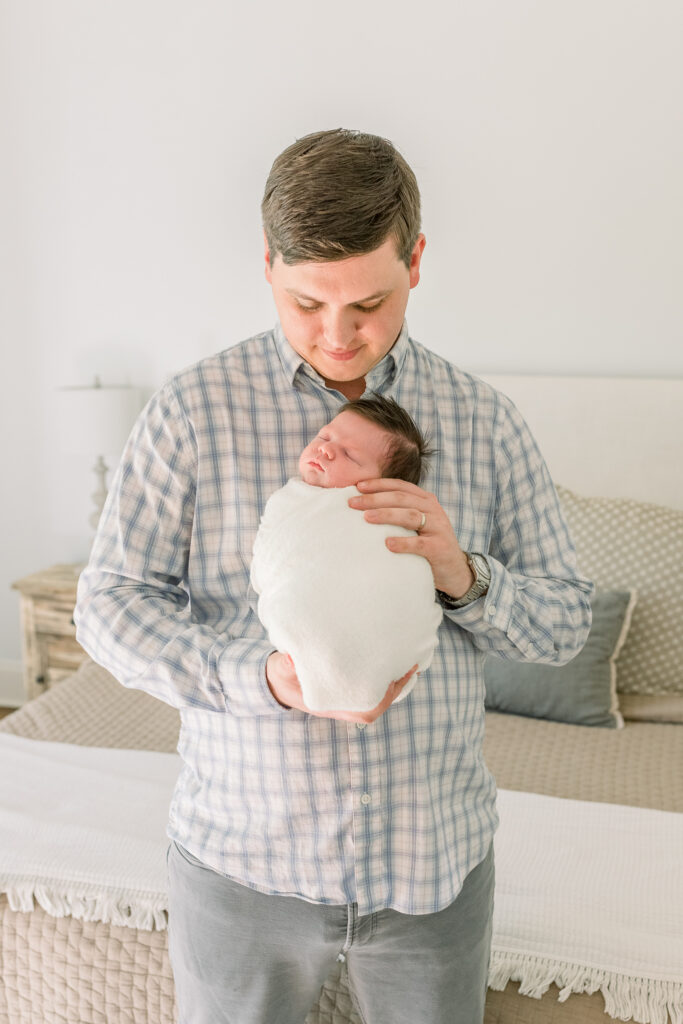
[339,394,435,486]
[262,129,421,269]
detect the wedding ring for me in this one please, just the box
[418,512,427,532]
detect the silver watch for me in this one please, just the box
[437,552,491,609]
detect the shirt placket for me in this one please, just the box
[347,721,388,915]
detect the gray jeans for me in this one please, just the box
[167,839,494,1024]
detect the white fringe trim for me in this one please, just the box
[2,881,168,931]
[489,951,683,1024]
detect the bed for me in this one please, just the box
[1,373,682,1024]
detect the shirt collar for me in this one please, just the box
[272,319,410,393]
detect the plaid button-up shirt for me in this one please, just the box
[75,321,593,916]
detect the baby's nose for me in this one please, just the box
[318,441,335,459]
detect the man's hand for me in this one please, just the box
[265,651,418,724]
[348,478,474,599]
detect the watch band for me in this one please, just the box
[436,552,491,610]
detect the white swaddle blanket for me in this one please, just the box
[250,478,443,712]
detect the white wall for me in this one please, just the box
[2,0,682,702]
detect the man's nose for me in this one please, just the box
[322,311,357,349]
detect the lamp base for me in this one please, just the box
[89,455,109,531]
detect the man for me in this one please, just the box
[75,128,592,1024]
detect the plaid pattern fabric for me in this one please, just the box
[75,321,592,915]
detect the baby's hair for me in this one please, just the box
[338,394,435,485]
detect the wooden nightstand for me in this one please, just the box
[12,564,89,701]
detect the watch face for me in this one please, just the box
[438,554,490,609]
[465,554,490,602]
[470,553,490,582]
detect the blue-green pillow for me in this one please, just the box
[484,589,636,728]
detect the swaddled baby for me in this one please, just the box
[250,395,443,712]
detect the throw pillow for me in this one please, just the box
[484,589,636,728]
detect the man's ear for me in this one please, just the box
[263,229,273,283]
[409,234,426,290]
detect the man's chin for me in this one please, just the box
[318,359,370,390]
[317,359,365,381]
[313,345,371,376]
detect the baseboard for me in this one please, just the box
[0,660,25,708]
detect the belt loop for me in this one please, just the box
[337,903,355,962]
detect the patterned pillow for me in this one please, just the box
[557,486,683,695]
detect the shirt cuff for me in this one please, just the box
[441,556,513,634]
[442,556,561,660]
[217,640,288,716]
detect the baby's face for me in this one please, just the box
[298,410,391,488]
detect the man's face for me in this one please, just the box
[265,234,425,398]
[298,410,391,488]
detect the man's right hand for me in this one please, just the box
[265,651,418,725]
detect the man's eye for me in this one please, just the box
[296,300,385,313]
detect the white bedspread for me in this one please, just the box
[490,788,683,1024]
[0,734,180,930]
[250,478,443,712]
[2,733,681,1024]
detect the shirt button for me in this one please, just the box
[356,723,366,730]
[360,793,372,805]
[488,604,496,617]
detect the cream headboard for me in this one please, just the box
[475,375,683,511]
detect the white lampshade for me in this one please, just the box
[58,382,143,456]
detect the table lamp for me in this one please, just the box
[57,377,143,531]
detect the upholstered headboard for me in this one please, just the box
[476,375,683,511]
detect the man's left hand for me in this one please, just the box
[348,479,474,600]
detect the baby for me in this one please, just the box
[250,395,443,713]
[297,397,427,490]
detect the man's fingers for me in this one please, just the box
[274,658,420,724]
[355,477,426,496]
[363,507,428,531]
[385,534,430,554]
[393,664,419,687]
[350,491,431,512]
